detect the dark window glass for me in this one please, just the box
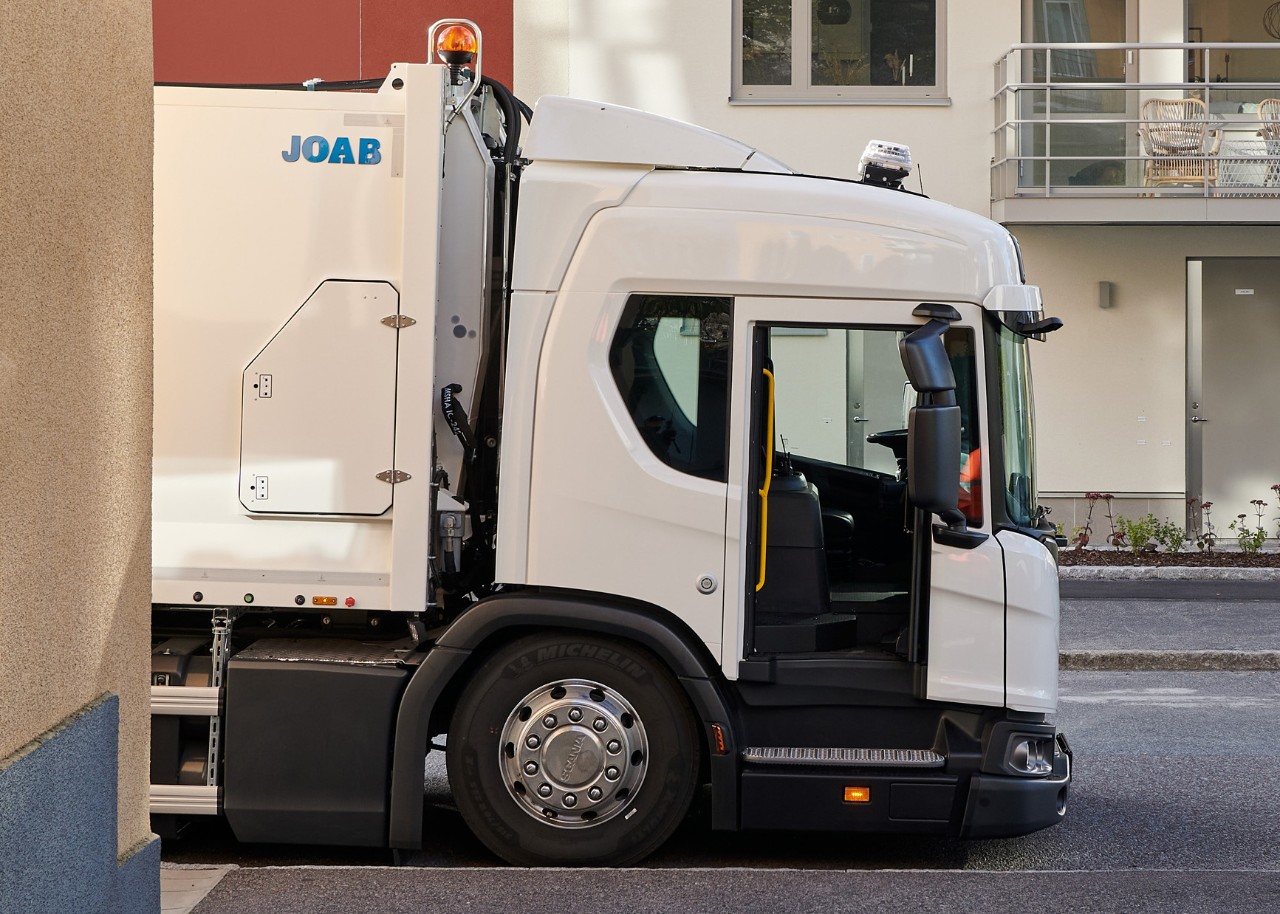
[812,0,937,86]
[743,0,793,85]
[609,296,733,482]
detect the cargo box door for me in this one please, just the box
[240,280,399,515]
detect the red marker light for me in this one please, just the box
[345,597,356,608]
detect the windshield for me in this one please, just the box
[996,322,1038,527]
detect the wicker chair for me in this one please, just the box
[1259,98,1280,186]
[1138,97,1221,188]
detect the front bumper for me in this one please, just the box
[960,733,1072,839]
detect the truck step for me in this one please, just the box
[741,747,945,768]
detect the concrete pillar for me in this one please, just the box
[0,2,158,912]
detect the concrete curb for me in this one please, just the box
[1059,565,1280,581]
[1061,650,1280,671]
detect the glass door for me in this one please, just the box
[1020,0,1140,190]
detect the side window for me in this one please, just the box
[609,295,733,482]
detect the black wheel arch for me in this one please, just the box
[388,589,739,849]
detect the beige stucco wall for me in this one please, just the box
[1014,224,1280,502]
[514,0,1022,216]
[1,0,154,858]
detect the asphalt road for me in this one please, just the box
[177,669,1280,913]
[1060,579,1280,653]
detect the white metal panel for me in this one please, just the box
[1000,531,1060,713]
[494,291,557,585]
[619,170,1022,298]
[926,535,1007,708]
[549,196,1020,305]
[240,280,397,515]
[524,290,724,659]
[510,160,651,294]
[388,64,449,615]
[524,95,791,172]
[152,65,446,612]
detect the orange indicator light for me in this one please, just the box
[711,723,727,755]
[844,786,871,804]
[312,596,338,606]
[435,24,478,63]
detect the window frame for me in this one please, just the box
[732,0,949,105]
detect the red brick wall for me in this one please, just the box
[153,0,512,87]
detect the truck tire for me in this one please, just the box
[447,632,701,866]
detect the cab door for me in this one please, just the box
[722,297,1006,709]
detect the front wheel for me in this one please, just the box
[446,632,701,866]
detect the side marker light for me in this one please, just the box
[844,786,871,804]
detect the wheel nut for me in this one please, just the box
[538,784,553,798]
[526,735,541,749]
[607,739,621,754]
[563,793,577,808]
[593,718,607,732]
[605,766,620,781]
[568,708,583,722]
[524,761,538,775]
[588,787,602,801]
[542,714,557,729]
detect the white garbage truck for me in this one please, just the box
[149,20,1070,866]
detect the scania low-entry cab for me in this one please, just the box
[148,20,1070,866]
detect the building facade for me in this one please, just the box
[513,0,1280,541]
[153,0,515,87]
[1,3,158,912]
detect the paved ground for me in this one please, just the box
[176,669,1280,913]
[1058,577,1280,669]
[164,573,1280,913]
[186,868,1280,914]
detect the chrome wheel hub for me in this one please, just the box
[500,678,648,828]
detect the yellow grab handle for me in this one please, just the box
[755,367,775,592]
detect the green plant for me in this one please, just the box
[1228,499,1268,553]
[1151,517,1187,554]
[1115,513,1158,553]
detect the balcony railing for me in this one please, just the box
[993,43,1280,221]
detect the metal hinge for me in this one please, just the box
[376,469,411,484]
[381,314,417,329]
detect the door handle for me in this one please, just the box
[851,416,870,423]
[1191,416,1209,423]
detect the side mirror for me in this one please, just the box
[900,318,965,527]
[907,403,964,526]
